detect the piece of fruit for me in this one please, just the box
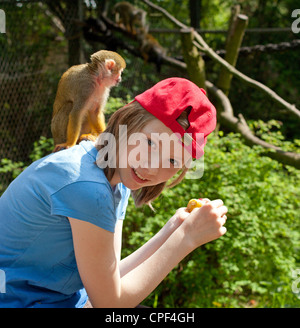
[186,198,202,212]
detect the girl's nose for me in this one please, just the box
[141,158,159,176]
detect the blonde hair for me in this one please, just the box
[96,101,190,208]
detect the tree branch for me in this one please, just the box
[193,32,300,120]
[84,14,186,72]
[142,0,300,120]
[206,81,300,169]
[142,0,187,29]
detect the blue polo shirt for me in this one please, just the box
[0,140,130,308]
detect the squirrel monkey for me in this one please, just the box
[113,1,147,35]
[51,50,126,152]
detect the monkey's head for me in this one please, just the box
[90,50,126,87]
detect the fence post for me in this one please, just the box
[217,7,248,95]
[181,28,206,89]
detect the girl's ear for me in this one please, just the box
[105,59,116,71]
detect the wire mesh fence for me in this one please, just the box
[0,1,62,191]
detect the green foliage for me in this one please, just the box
[105,95,133,116]
[249,120,300,152]
[123,131,300,308]
[0,158,25,180]
[29,136,54,162]
[0,136,54,194]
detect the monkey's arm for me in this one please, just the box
[89,106,106,135]
[78,106,106,143]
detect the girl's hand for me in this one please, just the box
[187,197,212,212]
[181,199,228,250]
[166,198,212,229]
[165,208,189,232]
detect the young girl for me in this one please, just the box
[0,77,227,308]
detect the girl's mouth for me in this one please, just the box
[131,167,149,184]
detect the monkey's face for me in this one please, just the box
[102,59,124,88]
[113,68,123,85]
[107,67,123,87]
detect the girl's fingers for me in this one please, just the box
[220,215,227,225]
[217,205,228,216]
[177,207,190,220]
[219,226,227,235]
[199,198,210,204]
[210,199,224,208]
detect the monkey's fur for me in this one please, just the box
[51,50,126,152]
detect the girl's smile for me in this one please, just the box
[131,167,150,183]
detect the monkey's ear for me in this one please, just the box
[105,59,116,71]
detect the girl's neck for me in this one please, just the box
[109,171,121,189]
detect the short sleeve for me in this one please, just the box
[117,185,131,220]
[50,181,117,232]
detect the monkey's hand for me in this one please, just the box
[53,143,70,153]
[78,134,97,143]
[186,199,203,213]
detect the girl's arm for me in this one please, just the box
[69,199,227,308]
[119,207,188,277]
[114,220,123,261]
[119,199,211,277]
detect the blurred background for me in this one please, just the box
[0,0,299,308]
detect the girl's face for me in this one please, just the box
[111,118,191,190]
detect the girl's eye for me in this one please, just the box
[169,158,179,166]
[147,138,155,147]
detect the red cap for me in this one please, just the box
[135,78,217,159]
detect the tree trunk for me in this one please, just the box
[189,0,201,29]
[181,29,206,89]
[66,0,84,66]
[217,11,248,95]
